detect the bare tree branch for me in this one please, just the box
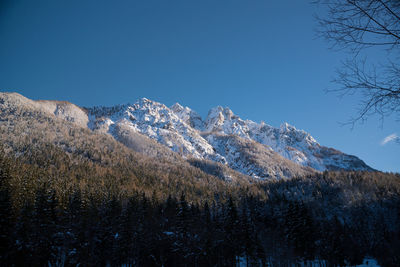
[314,0,400,126]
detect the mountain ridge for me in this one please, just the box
[84,97,372,174]
[0,92,373,179]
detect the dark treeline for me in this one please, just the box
[1,149,400,266]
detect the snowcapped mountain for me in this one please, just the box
[85,97,372,178]
[201,106,370,171]
[0,92,371,179]
[86,98,224,163]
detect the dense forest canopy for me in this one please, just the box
[0,93,399,266]
[1,143,399,266]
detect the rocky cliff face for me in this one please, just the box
[200,106,371,172]
[0,92,372,180]
[85,97,372,178]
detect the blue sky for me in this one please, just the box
[0,0,399,172]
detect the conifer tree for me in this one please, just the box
[0,156,13,265]
[32,187,58,266]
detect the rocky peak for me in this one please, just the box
[279,122,318,145]
[44,94,372,175]
[171,103,205,130]
[170,103,184,113]
[222,107,234,119]
[205,106,237,132]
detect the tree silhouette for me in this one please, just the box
[315,0,400,127]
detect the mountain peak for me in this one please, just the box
[280,122,295,131]
[222,107,234,119]
[136,97,159,106]
[140,97,151,102]
[205,106,236,132]
[6,93,371,176]
[171,102,204,130]
[170,102,184,112]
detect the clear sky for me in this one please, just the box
[0,0,399,172]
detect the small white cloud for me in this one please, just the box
[381,133,399,146]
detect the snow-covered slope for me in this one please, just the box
[202,106,371,171]
[0,92,89,128]
[86,98,224,163]
[85,97,372,178]
[1,93,370,179]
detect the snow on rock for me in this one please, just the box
[0,92,89,128]
[37,100,89,128]
[170,103,205,130]
[199,104,371,172]
[83,97,372,178]
[7,91,370,179]
[86,98,221,162]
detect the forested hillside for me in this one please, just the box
[1,92,399,266]
[1,146,399,266]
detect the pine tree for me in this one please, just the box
[14,201,35,266]
[223,196,240,265]
[199,201,216,266]
[174,193,190,265]
[284,201,316,261]
[119,195,138,265]
[64,188,83,266]
[240,204,256,266]
[0,157,13,264]
[32,187,58,266]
